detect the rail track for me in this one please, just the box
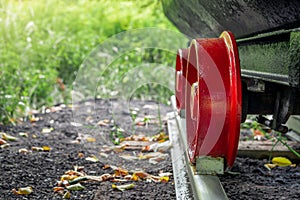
[168,96,228,200]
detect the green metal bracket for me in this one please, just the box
[196,156,224,175]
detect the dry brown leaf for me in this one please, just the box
[78,152,84,158]
[102,164,111,170]
[97,119,110,126]
[114,168,128,176]
[53,187,65,192]
[0,138,7,145]
[133,171,150,179]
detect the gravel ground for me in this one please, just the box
[0,99,299,199]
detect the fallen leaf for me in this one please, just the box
[139,152,166,159]
[64,170,84,177]
[149,156,167,164]
[112,183,134,191]
[1,143,10,149]
[119,154,138,160]
[42,146,51,151]
[85,155,99,162]
[12,186,33,195]
[29,116,39,123]
[78,152,85,158]
[53,187,65,192]
[114,168,128,176]
[31,146,44,151]
[159,172,172,177]
[66,183,85,191]
[272,157,292,167]
[19,132,28,138]
[18,148,29,154]
[132,171,150,179]
[61,175,78,181]
[68,176,88,185]
[135,121,145,126]
[63,191,71,199]
[1,132,18,141]
[151,132,169,142]
[103,165,111,170]
[97,119,110,126]
[0,138,7,145]
[159,176,170,183]
[99,152,108,158]
[264,163,277,170]
[42,127,53,134]
[142,141,172,152]
[74,165,85,171]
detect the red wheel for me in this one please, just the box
[175,48,188,112]
[185,31,241,168]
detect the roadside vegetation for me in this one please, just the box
[0,0,177,124]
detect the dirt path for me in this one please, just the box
[1,99,299,199]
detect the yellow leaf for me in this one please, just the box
[63,191,71,199]
[272,157,292,167]
[1,132,18,141]
[66,183,85,191]
[114,168,128,176]
[12,186,33,195]
[42,146,51,151]
[264,163,277,170]
[131,174,139,181]
[112,183,134,191]
[159,176,170,182]
[60,174,79,181]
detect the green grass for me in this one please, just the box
[0,0,179,124]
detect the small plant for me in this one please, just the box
[241,120,300,160]
[130,107,140,134]
[110,125,125,145]
[269,132,300,162]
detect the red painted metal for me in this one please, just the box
[175,48,189,111]
[185,31,242,168]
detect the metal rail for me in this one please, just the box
[168,96,228,200]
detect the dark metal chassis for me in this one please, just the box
[162,0,300,131]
